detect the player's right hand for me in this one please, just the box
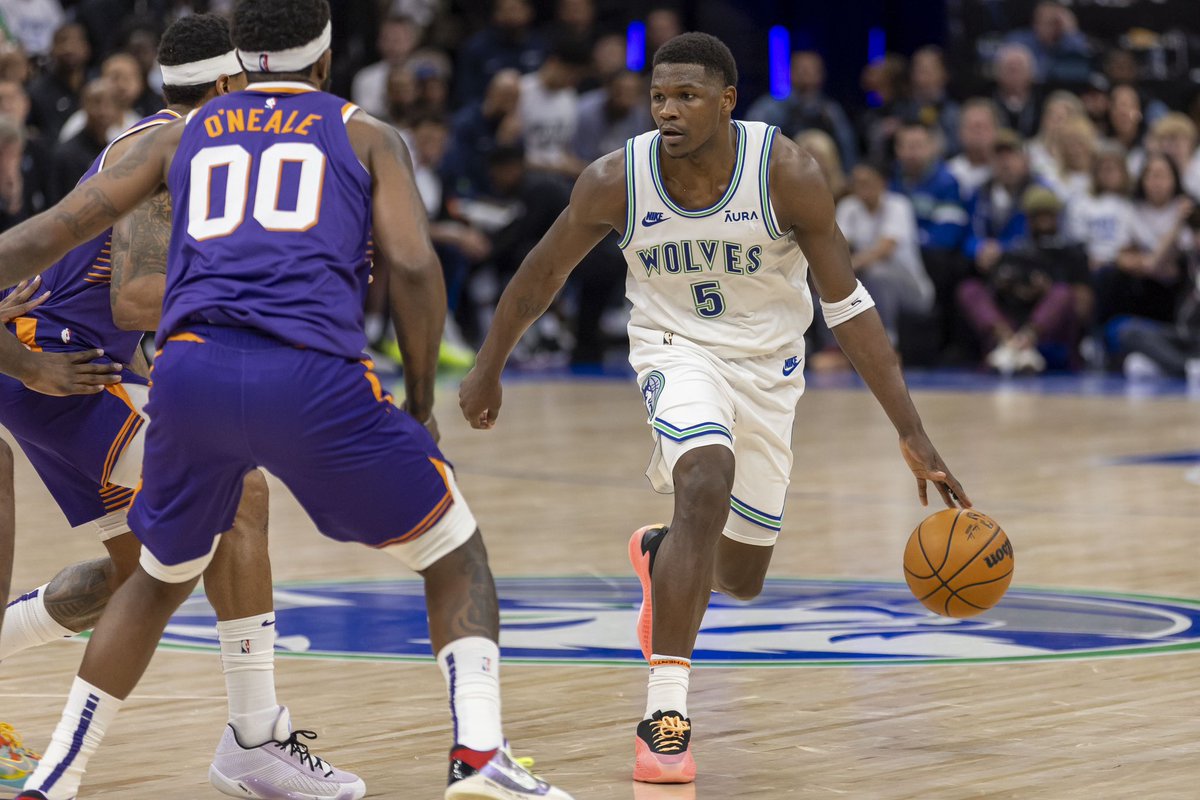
[459,367,502,429]
[22,349,122,397]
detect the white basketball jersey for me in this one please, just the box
[619,120,813,359]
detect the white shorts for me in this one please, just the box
[629,327,805,546]
[95,383,150,542]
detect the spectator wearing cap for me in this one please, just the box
[959,186,1089,373]
[1079,73,1111,131]
[27,22,90,143]
[896,47,960,156]
[454,0,546,107]
[1004,1,1090,85]
[837,161,935,345]
[991,43,1040,139]
[747,51,858,169]
[352,15,421,119]
[517,32,591,178]
[964,129,1040,274]
[948,99,1000,202]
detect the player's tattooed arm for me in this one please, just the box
[110,188,172,331]
[0,121,178,291]
[459,149,624,429]
[771,137,970,509]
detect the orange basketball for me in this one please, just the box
[903,508,1014,618]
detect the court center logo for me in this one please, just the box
[154,578,1200,666]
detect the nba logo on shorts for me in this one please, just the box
[641,371,665,419]
[258,53,270,72]
[241,638,251,654]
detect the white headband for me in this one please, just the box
[160,51,243,87]
[237,21,331,74]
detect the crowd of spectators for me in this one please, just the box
[0,0,1198,378]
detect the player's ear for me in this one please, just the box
[721,86,737,115]
[313,50,332,89]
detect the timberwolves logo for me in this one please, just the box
[640,371,665,419]
[154,578,1200,667]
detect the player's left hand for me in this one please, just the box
[899,432,971,509]
[0,275,48,323]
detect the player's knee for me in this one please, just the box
[714,572,765,601]
[673,447,735,511]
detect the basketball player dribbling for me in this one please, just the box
[0,15,368,799]
[460,32,971,783]
[0,2,571,798]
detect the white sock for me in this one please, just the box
[0,584,75,660]
[25,676,122,800]
[646,655,691,718]
[217,613,281,746]
[436,636,502,752]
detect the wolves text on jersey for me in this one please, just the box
[635,240,763,278]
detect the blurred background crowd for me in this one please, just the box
[0,0,1198,378]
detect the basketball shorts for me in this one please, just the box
[0,370,149,538]
[129,326,477,583]
[628,326,805,546]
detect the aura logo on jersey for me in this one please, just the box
[153,578,1200,666]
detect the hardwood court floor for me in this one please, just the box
[3,378,1200,798]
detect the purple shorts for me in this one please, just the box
[0,372,148,527]
[129,326,461,568]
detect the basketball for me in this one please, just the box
[903,509,1014,618]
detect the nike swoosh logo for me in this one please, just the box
[642,216,670,227]
[262,619,276,627]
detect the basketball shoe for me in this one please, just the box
[208,707,366,800]
[633,710,695,784]
[628,525,668,661]
[0,722,41,796]
[446,747,574,799]
[13,792,48,800]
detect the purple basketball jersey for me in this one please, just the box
[2,110,181,364]
[162,83,373,359]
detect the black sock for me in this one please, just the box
[643,526,669,574]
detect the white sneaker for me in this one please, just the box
[445,748,574,799]
[209,707,366,800]
[1014,346,1046,374]
[986,342,1019,375]
[1123,352,1164,381]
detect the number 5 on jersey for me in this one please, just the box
[691,280,725,319]
[189,142,326,240]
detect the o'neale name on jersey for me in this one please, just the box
[203,109,323,138]
[635,240,764,277]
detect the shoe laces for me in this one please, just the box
[272,730,332,776]
[649,715,690,753]
[0,723,40,759]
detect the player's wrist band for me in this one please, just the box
[820,280,875,327]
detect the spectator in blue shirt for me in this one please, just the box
[964,129,1040,273]
[453,0,546,106]
[891,122,968,253]
[448,69,524,198]
[1005,1,1091,85]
